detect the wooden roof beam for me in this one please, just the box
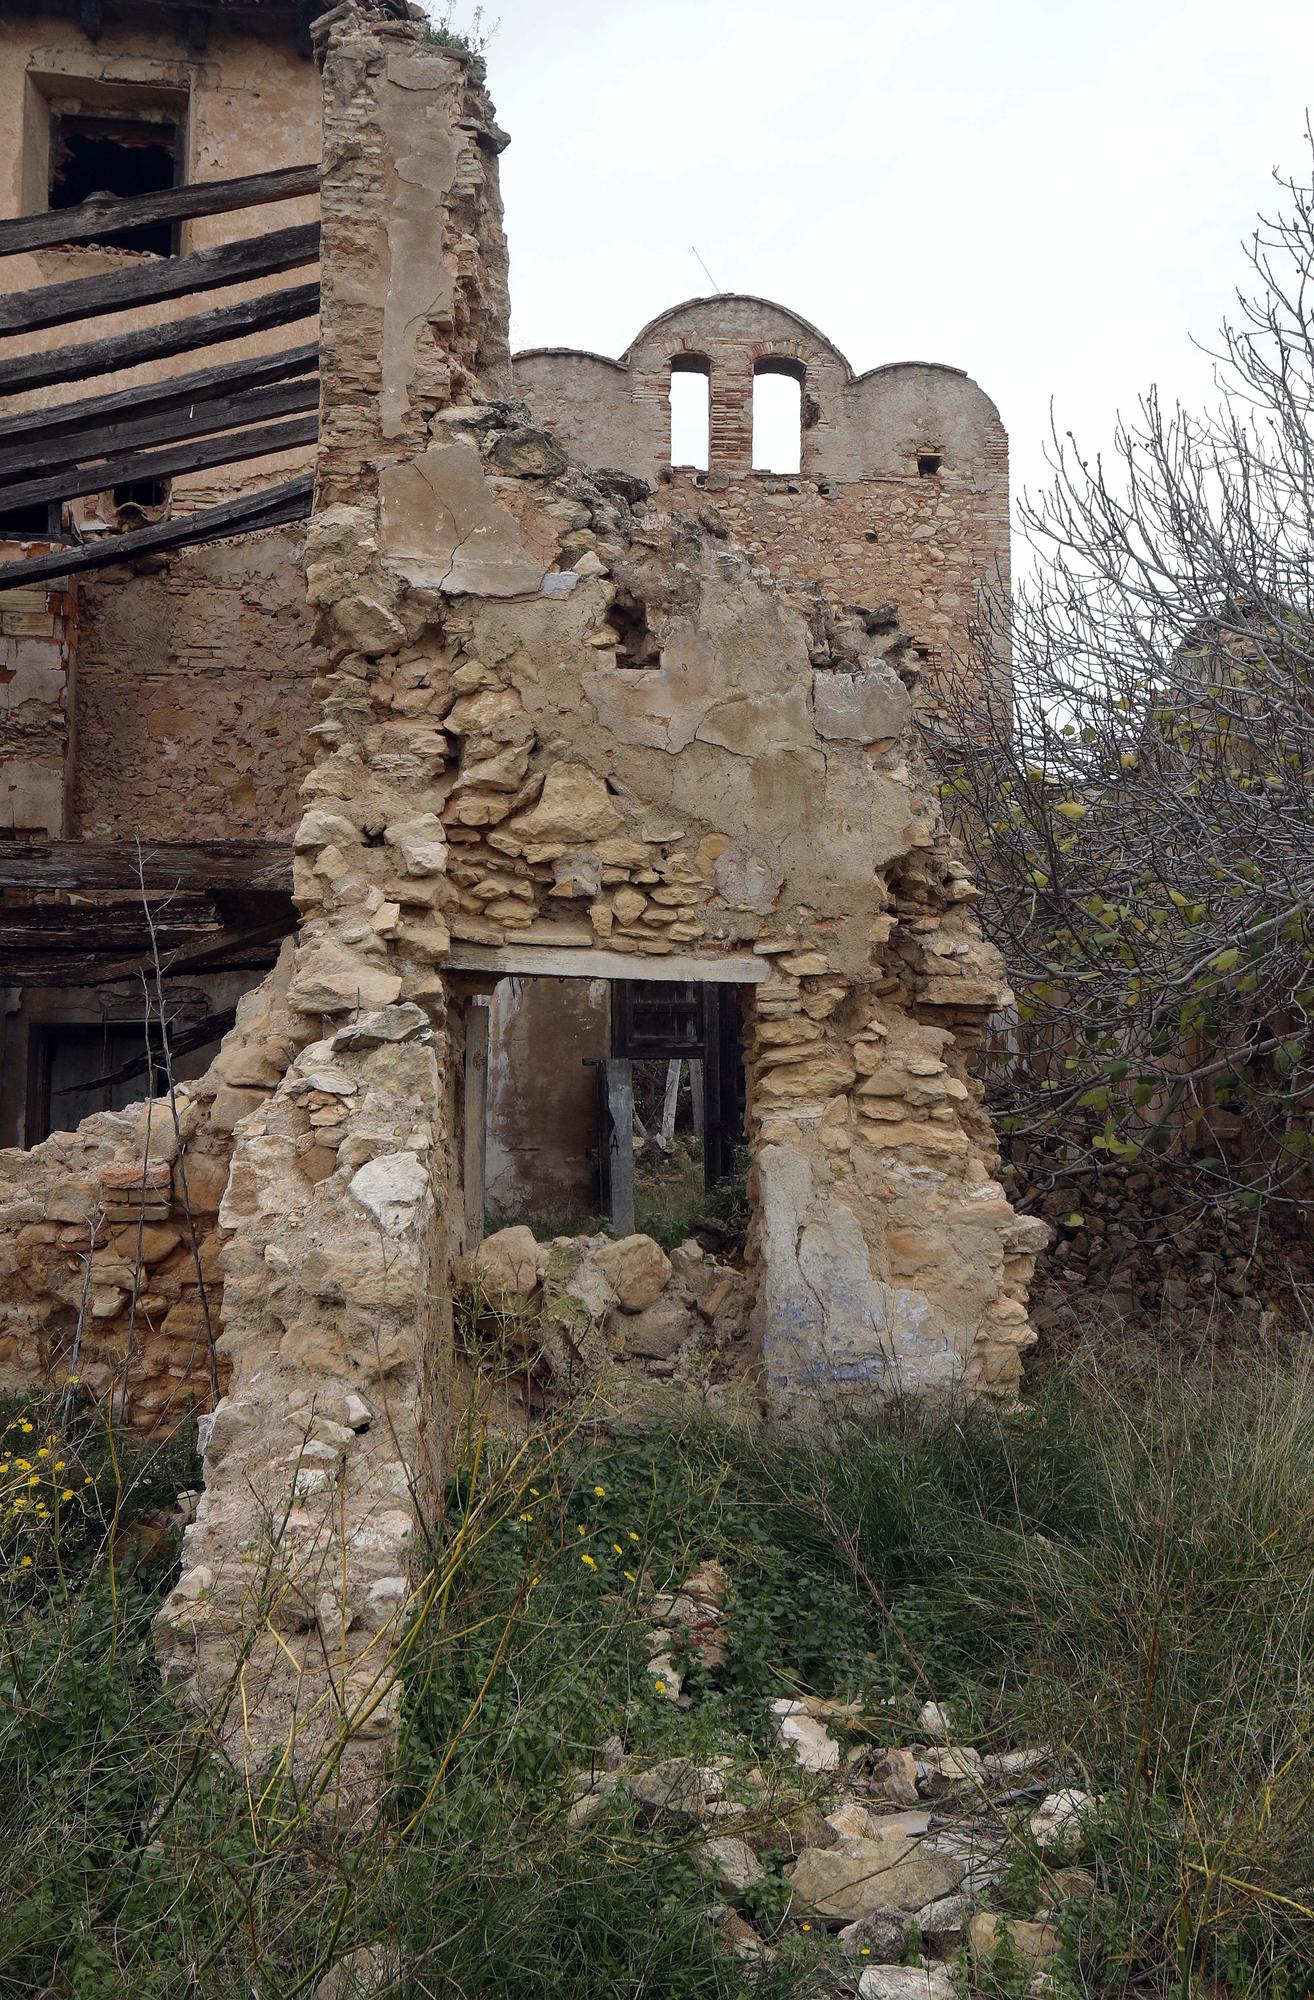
[0,162,321,258]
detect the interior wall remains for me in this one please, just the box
[513,300,1009,708]
[0,9,322,521]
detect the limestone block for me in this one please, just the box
[592,1234,671,1311]
[331,594,406,657]
[288,944,403,1017]
[771,1698,840,1772]
[384,814,448,875]
[968,1913,1060,1972]
[857,1969,954,2000]
[471,1225,542,1299]
[788,1825,964,1919]
[614,1297,690,1359]
[509,764,622,846]
[347,1152,430,1236]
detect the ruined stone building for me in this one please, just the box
[0,0,1044,1779]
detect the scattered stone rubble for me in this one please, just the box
[556,1568,1100,1997]
[461,1224,749,1422]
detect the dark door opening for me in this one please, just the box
[26,1017,228,1143]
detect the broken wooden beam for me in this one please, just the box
[0,162,321,258]
[0,839,293,894]
[0,378,320,486]
[0,343,318,455]
[0,908,223,953]
[0,412,317,515]
[0,223,320,337]
[0,284,319,398]
[0,474,313,588]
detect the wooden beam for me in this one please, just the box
[0,343,318,454]
[0,926,289,987]
[0,412,317,515]
[0,840,293,893]
[0,909,222,952]
[0,163,321,259]
[0,378,320,486]
[0,223,320,338]
[0,284,319,398]
[0,474,313,589]
[462,999,490,1251]
[441,944,769,984]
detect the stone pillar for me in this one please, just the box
[156,13,512,1798]
[0,570,77,836]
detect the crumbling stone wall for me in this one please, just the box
[0,947,297,1423]
[73,523,319,838]
[0,10,1043,1793]
[0,572,75,833]
[514,298,1009,706]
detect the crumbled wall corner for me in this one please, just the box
[0,940,306,1429]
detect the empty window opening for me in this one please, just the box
[669,359,710,471]
[917,452,943,477]
[49,112,179,254]
[0,499,60,541]
[605,587,661,669]
[752,363,803,474]
[113,477,170,518]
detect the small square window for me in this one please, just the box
[917,452,942,478]
[49,111,180,254]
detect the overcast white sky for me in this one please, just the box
[449,0,1314,525]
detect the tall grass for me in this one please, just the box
[2,1363,1313,1997]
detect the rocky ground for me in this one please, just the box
[561,1554,1098,1998]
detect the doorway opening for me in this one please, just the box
[473,974,745,1249]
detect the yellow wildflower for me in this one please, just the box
[19,1555,32,1567]
[612,1543,623,1556]
[624,1570,637,1583]
[653,1679,667,1693]
[518,1511,533,1523]
[580,1553,597,1569]
[593,1484,606,1498]
[60,1489,74,1502]
[577,1523,587,1536]
[628,1531,640,1543]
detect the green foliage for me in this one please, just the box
[4,1368,1314,1994]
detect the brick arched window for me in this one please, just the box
[752,357,804,475]
[669,355,711,471]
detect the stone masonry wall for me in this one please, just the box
[0,570,76,834]
[0,11,1042,1796]
[72,524,319,839]
[514,299,1009,709]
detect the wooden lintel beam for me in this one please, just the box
[0,223,320,338]
[0,163,320,259]
[0,342,318,454]
[0,840,293,894]
[0,411,317,514]
[0,377,320,486]
[0,283,319,398]
[0,474,313,588]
